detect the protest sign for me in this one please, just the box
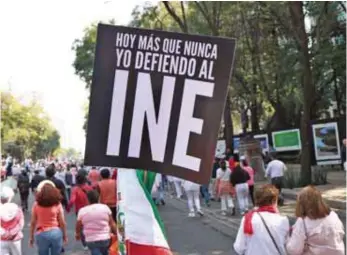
[84,24,236,184]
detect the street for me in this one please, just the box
[16,191,237,255]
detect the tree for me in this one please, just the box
[72,25,97,89]
[72,2,346,180]
[261,1,346,184]
[54,147,81,159]
[1,92,61,160]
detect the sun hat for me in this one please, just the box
[0,186,15,202]
[36,180,56,192]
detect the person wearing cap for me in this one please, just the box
[0,186,25,255]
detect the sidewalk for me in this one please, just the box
[168,171,346,238]
[281,171,346,210]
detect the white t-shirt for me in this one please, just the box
[77,203,112,242]
[234,212,290,255]
[216,168,232,181]
[265,160,287,178]
[182,180,200,191]
[54,171,66,186]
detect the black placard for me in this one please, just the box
[84,24,236,184]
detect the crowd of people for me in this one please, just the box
[1,161,118,255]
[152,151,345,255]
[162,151,284,218]
[0,151,345,255]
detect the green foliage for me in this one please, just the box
[72,24,97,89]
[71,1,346,135]
[54,147,81,159]
[1,92,60,160]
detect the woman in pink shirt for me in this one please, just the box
[286,186,345,255]
[76,190,117,254]
[0,186,24,255]
[240,156,255,206]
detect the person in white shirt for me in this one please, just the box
[216,160,235,216]
[265,156,287,205]
[151,174,165,206]
[234,184,290,255]
[54,166,66,187]
[182,180,203,217]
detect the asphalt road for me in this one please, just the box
[12,191,236,255]
[160,201,236,255]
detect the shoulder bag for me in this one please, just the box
[302,218,309,251]
[257,212,283,255]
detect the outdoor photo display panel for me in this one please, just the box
[312,122,341,164]
[254,134,269,152]
[272,129,302,152]
[84,24,236,184]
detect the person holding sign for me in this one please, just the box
[216,160,235,216]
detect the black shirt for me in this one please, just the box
[46,176,67,207]
[17,173,30,193]
[229,167,250,186]
[31,174,45,192]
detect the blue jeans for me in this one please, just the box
[35,228,63,255]
[200,185,210,204]
[86,239,110,255]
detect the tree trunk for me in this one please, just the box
[224,96,234,151]
[269,103,290,130]
[250,102,259,132]
[289,2,314,185]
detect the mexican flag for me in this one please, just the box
[117,168,172,255]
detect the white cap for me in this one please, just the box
[0,186,15,201]
[240,155,246,161]
[37,180,56,192]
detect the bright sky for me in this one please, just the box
[0,0,156,153]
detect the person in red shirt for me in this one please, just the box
[97,168,117,222]
[228,153,240,171]
[67,174,92,250]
